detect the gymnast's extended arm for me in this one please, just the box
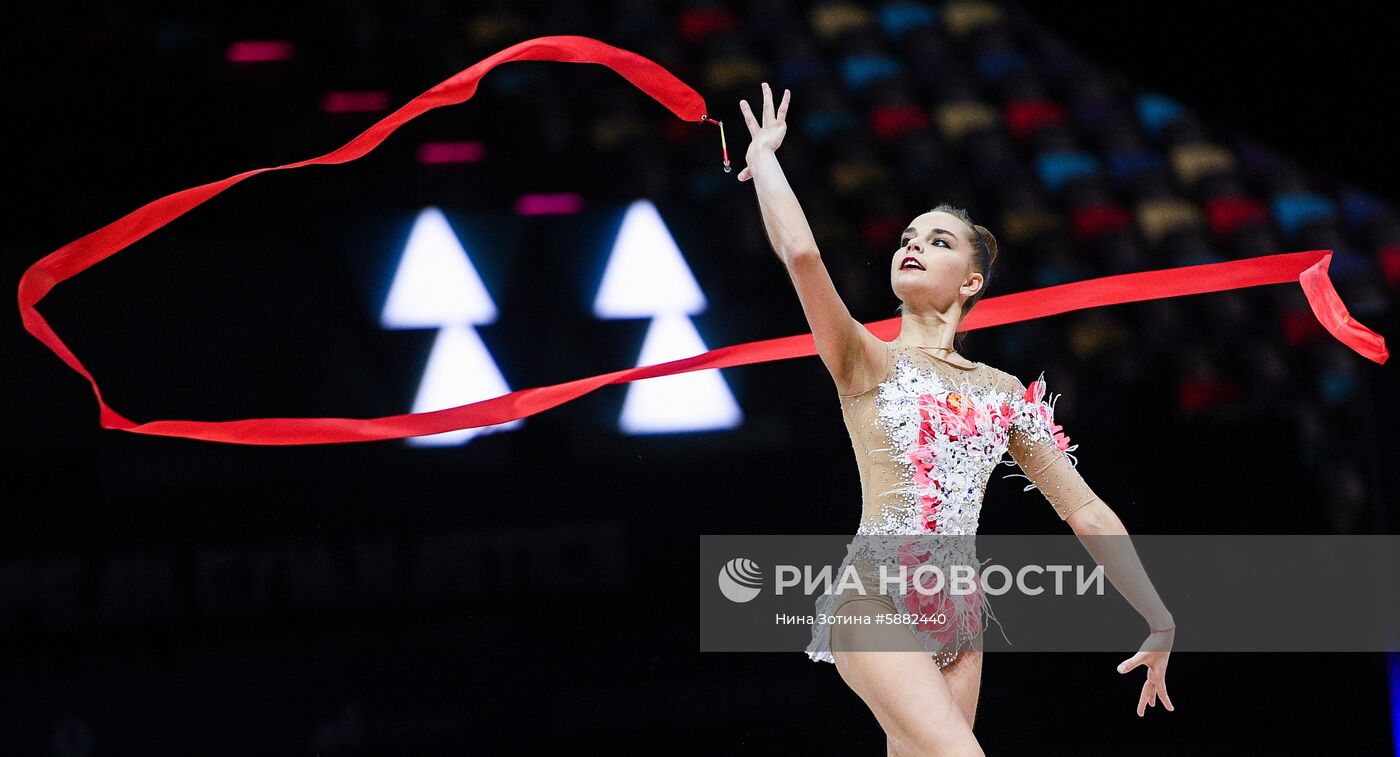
[736,82,884,396]
[1009,424,1177,715]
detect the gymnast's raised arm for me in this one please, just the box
[737,82,886,397]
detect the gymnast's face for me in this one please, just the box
[891,211,983,314]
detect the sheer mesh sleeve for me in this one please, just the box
[1000,372,1101,520]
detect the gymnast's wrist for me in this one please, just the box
[1146,612,1175,632]
[747,144,779,162]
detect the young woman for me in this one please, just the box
[737,82,1176,755]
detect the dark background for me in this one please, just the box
[4,1,1397,754]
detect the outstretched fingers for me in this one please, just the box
[1155,671,1174,711]
[1119,653,1150,716]
[1120,653,1175,717]
[739,99,759,137]
[739,85,790,181]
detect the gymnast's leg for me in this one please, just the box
[830,599,984,756]
[942,650,984,730]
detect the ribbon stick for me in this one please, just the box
[16,36,1388,446]
[701,115,730,172]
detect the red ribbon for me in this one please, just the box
[16,36,1389,446]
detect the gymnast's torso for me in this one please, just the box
[807,338,1100,667]
[842,339,1073,536]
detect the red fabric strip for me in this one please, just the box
[16,36,1388,445]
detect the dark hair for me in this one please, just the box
[896,204,1000,351]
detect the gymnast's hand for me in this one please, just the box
[1118,627,1176,717]
[736,82,790,182]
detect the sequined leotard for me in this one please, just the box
[806,338,1101,668]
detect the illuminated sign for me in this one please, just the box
[381,207,520,446]
[594,200,741,434]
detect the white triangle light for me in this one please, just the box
[407,325,522,447]
[381,206,497,328]
[619,314,742,434]
[593,200,706,318]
